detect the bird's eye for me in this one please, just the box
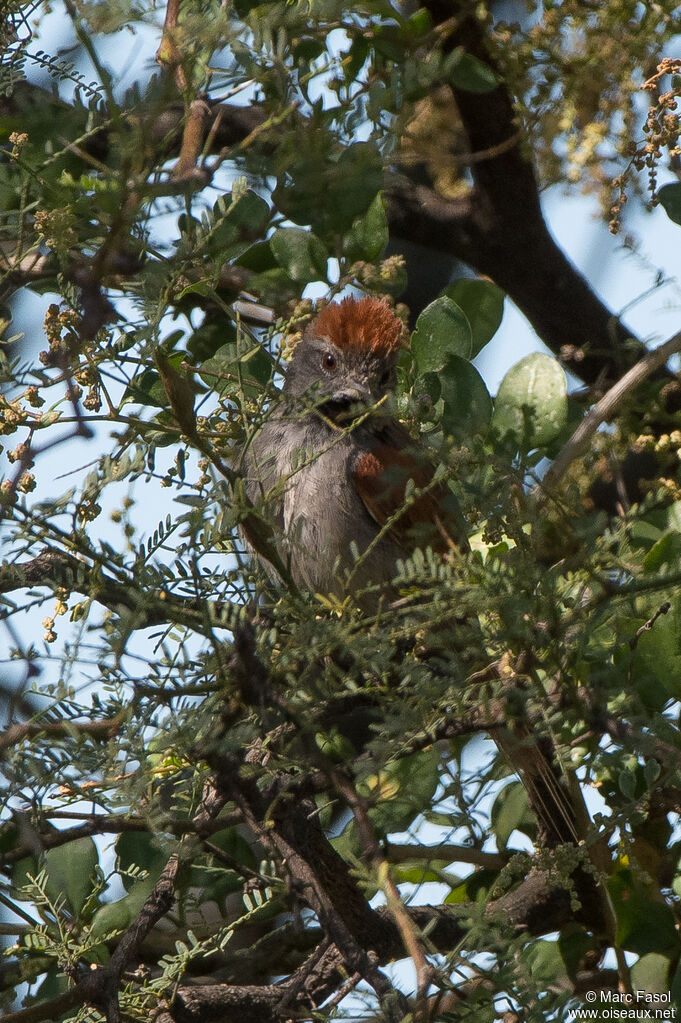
[322,352,337,372]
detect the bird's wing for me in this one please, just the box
[352,420,468,554]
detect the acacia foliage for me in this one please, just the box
[2,2,681,1021]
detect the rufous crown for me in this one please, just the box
[310,296,404,356]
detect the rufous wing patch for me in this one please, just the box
[353,444,467,554]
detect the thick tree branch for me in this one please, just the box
[164,865,602,1023]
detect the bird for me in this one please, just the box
[242,295,468,609]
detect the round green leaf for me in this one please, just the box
[524,939,570,987]
[210,826,259,872]
[273,141,383,239]
[492,352,568,449]
[633,599,681,701]
[247,267,300,307]
[122,368,166,409]
[411,296,473,372]
[440,355,493,438]
[444,279,505,356]
[333,143,384,225]
[270,227,327,283]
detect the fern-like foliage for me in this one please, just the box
[0,0,40,95]
[26,49,105,101]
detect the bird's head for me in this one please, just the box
[283,297,404,417]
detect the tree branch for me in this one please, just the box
[162,864,603,1023]
[0,716,123,755]
[387,842,507,870]
[0,549,238,632]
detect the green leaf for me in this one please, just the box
[492,353,568,449]
[274,140,383,239]
[630,952,672,996]
[344,192,389,263]
[445,868,497,904]
[200,340,273,398]
[205,190,271,259]
[393,860,458,885]
[633,599,681,701]
[629,518,664,552]
[247,266,300,307]
[237,239,279,273]
[270,227,327,283]
[411,296,473,372]
[447,52,498,93]
[43,837,98,916]
[618,768,637,798]
[440,355,493,438]
[122,368,167,409]
[491,781,531,850]
[188,319,237,363]
[608,868,679,954]
[210,826,259,872]
[643,519,681,573]
[404,7,431,38]
[116,831,166,893]
[558,925,598,981]
[444,279,505,356]
[366,748,441,837]
[189,863,244,903]
[524,938,569,987]
[658,183,681,227]
[334,143,384,223]
[90,877,155,940]
[372,25,405,62]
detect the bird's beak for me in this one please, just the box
[337,386,372,404]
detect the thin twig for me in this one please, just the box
[328,767,434,1019]
[629,600,671,649]
[387,842,507,870]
